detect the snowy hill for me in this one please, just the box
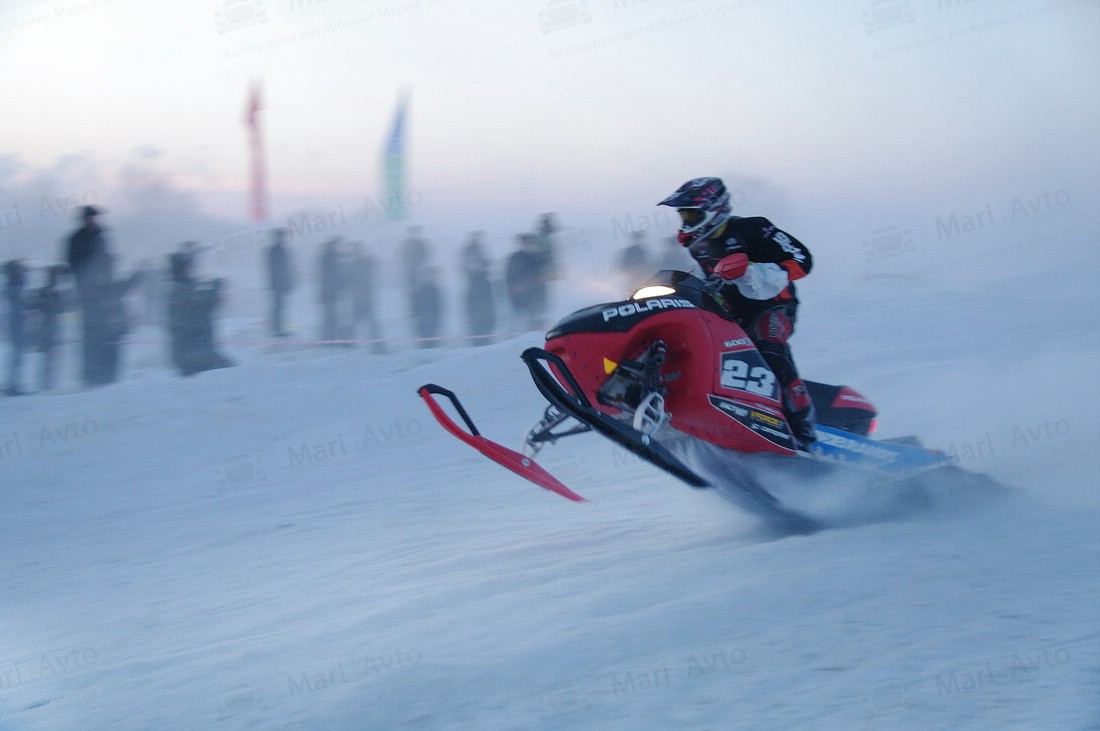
[1,269,1098,730]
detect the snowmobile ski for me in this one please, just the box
[417,384,587,502]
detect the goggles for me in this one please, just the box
[677,208,705,228]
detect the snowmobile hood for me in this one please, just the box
[546,297,700,339]
[547,270,724,339]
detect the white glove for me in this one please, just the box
[732,262,789,300]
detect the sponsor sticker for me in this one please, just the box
[750,410,782,428]
[815,430,898,463]
[707,395,795,450]
[601,298,695,322]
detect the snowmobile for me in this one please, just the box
[419,271,965,530]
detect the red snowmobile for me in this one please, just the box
[419,271,960,529]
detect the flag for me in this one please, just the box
[244,79,267,223]
[382,91,409,222]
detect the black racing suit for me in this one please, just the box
[686,216,816,444]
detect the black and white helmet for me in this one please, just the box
[657,177,732,247]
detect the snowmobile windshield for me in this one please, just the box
[634,270,730,318]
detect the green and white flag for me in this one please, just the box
[382,92,409,222]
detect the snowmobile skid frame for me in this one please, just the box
[520,347,709,488]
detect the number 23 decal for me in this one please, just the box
[720,354,777,399]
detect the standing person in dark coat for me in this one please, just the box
[657,233,698,274]
[459,232,496,345]
[166,251,233,377]
[505,234,547,331]
[132,259,161,327]
[616,230,652,288]
[65,206,132,386]
[347,241,386,354]
[317,237,347,343]
[400,226,431,332]
[265,228,295,337]
[532,213,560,281]
[411,265,443,348]
[4,259,27,396]
[33,265,69,391]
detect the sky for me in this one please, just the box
[0,0,1097,285]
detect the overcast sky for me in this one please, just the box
[0,0,1097,280]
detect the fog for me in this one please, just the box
[1,0,1096,292]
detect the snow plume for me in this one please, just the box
[670,437,1011,536]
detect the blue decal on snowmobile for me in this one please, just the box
[808,426,952,474]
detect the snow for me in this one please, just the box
[1,265,1098,730]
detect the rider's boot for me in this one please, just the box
[783,378,817,451]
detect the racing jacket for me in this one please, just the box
[686,216,812,320]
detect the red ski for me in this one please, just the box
[417,384,587,502]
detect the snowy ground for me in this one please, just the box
[1,266,1098,730]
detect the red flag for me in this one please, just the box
[244,80,267,222]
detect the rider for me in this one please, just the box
[657,177,816,448]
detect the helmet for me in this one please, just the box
[657,177,731,247]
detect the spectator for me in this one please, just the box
[64,206,134,387]
[33,265,70,391]
[179,240,207,270]
[166,251,233,377]
[532,213,560,280]
[400,225,431,331]
[411,264,443,348]
[505,234,548,331]
[317,236,348,343]
[4,259,27,396]
[400,225,430,293]
[459,232,496,345]
[347,241,386,354]
[132,258,163,326]
[616,230,652,288]
[265,228,295,337]
[657,233,698,273]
